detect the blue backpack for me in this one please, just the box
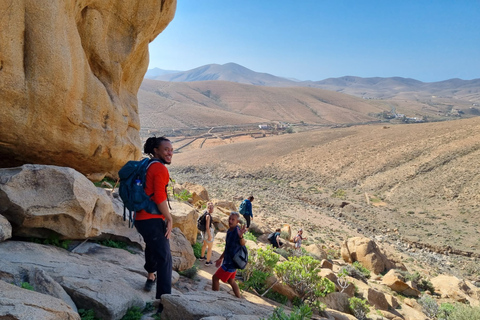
[118,158,161,227]
[239,200,247,215]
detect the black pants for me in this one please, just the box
[135,219,172,299]
[243,214,251,228]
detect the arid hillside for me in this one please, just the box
[169,117,480,264]
[138,79,384,130]
[139,78,478,135]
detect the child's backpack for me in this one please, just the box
[233,245,248,270]
[238,200,247,215]
[118,158,161,227]
[197,211,210,232]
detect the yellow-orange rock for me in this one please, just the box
[0,0,176,177]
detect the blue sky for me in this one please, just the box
[148,1,480,82]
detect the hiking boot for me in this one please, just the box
[199,256,206,261]
[205,261,213,266]
[144,276,156,292]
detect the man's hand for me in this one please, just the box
[165,218,173,239]
[238,224,247,237]
[215,258,223,268]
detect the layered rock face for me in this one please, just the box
[0,0,176,178]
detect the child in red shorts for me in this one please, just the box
[212,212,246,298]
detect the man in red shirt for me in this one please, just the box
[134,136,174,316]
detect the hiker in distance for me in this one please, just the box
[239,195,254,229]
[199,202,215,266]
[212,212,247,298]
[294,228,307,251]
[268,228,284,248]
[134,136,173,315]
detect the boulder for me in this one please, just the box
[320,269,355,297]
[431,274,480,304]
[324,308,357,320]
[304,244,328,260]
[318,292,350,313]
[341,237,397,274]
[248,220,272,235]
[0,280,80,320]
[211,199,237,211]
[182,182,209,203]
[321,259,334,270]
[161,291,274,320]
[366,288,389,311]
[0,215,12,242]
[0,0,176,177]
[171,201,198,244]
[0,241,157,320]
[382,270,420,297]
[0,165,143,245]
[170,227,196,271]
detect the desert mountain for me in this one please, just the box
[147,63,480,98]
[149,62,297,86]
[138,79,386,130]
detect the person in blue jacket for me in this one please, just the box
[239,195,254,229]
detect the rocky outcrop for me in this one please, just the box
[0,165,143,245]
[382,270,420,297]
[0,280,80,320]
[431,275,480,305]
[341,237,401,274]
[171,201,198,244]
[0,215,12,242]
[181,182,210,204]
[0,0,176,177]
[170,227,196,271]
[0,241,157,319]
[161,291,274,320]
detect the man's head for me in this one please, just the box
[248,195,254,202]
[229,212,240,228]
[144,136,173,164]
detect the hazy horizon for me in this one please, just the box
[148,1,480,83]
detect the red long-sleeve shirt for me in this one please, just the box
[135,162,169,220]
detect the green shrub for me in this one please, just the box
[178,262,199,279]
[93,177,116,188]
[260,305,312,320]
[29,235,71,250]
[79,309,99,320]
[192,242,202,259]
[352,261,370,279]
[264,290,289,305]
[275,248,291,259]
[438,302,455,320]
[339,264,368,283]
[417,295,438,318]
[274,255,335,311]
[348,297,370,320]
[173,189,191,201]
[446,303,480,320]
[331,189,346,199]
[20,282,34,291]
[244,231,257,243]
[120,306,143,320]
[280,231,290,240]
[243,247,280,283]
[97,239,135,254]
[240,269,270,293]
[399,271,434,294]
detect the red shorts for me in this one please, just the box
[214,266,236,283]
